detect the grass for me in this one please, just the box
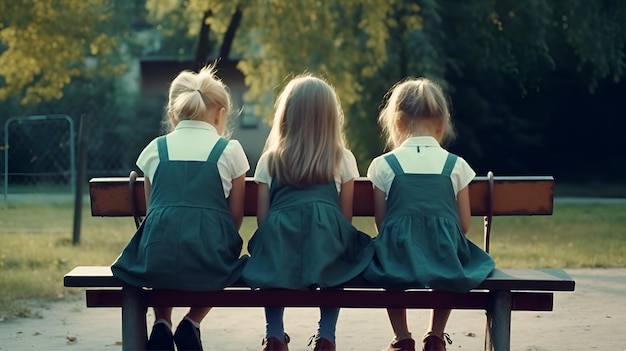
[482,204,626,268]
[554,180,626,198]
[1,199,626,321]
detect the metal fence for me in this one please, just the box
[2,115,76,201]
[1,109,161,203]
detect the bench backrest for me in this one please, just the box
[90,172,553,253]
[89,174,553,218]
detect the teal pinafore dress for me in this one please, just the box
[242,181,375,289]
[112,137,246,291]
[362,153,494,292]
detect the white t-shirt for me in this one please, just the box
[367,136,475,198]
[136,120,250,197]
[254,148,360,193]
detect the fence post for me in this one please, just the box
[73,114,90,245]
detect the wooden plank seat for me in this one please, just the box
[63,173,575,351]
[65,266,572,310]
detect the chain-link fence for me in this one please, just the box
[0,112,154,202]
[2,115,76,201]
[1,85,164,203]
[0,64,273,204]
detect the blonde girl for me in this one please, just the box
[242,75,374,351]
[362,78,495,351]
[112,65,249,351]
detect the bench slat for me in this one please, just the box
[64,266,574,292]
[84,289,554,311]
[89,176,554,218]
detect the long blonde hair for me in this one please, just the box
[264,75,346,187]
[163,65,232,135]
[379,77,456,148]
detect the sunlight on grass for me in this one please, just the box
[1,200,625,320]
[478,203,626,268]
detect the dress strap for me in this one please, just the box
[384,154,404,175]
[441,153,458,176]
[156,136,169,161]
[207,138,228,162]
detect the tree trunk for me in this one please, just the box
[218,7,243,63]
[195,10,213,70]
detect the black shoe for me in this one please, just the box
[174,318,203,351]
[146,323,175,351]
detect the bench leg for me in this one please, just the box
[484,290,512,351]
[121,286,148,351]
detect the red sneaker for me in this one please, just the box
[308,336,336,351]
[384,338,415,351]
[262,334,290,351]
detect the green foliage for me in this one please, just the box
[143,0,200,58]
[387,0,626,177]
[0,71,160,178]
[552,0,626,89]
[143,0,625,177]
[0,0,138,104]
[2,0,625,179]
[145,0,397,117]
[237,1,395,114]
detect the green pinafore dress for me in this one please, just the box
[242,181,375,289]
[362,153,495,292]
[112,137,247,291]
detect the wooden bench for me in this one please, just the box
[64,172,575,351]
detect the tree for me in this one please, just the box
[144,0,625,177]
[0,0,137,104]
[0,0,144,244]
[1,1,623,181]
[421,0,626,176]
[144,0,395,100]
[144,0,400,171]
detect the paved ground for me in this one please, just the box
[1,268,625,351]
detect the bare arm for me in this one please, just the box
[256,182,270,226]
[372,186,387,232]
[143,177,152,208]
[227,174,246,230]
[339,179,355,222]
[456,185,471,234]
